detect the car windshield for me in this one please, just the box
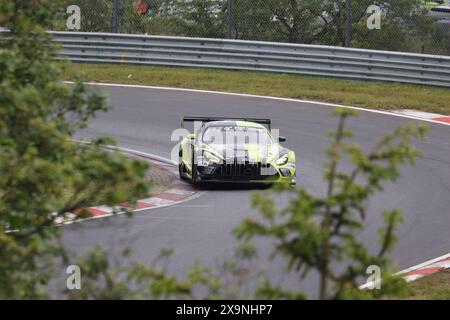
[202,126,274,146]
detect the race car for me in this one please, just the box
[178,117,296,185]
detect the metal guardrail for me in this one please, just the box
[51,31,450,88]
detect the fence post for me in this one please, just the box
[112,0,119,33]
[344,0,352,47]
[227,0,233,39]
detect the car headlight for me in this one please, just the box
[202,151,221,164]
[276,154,289,166]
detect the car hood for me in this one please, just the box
[201,143,289,163]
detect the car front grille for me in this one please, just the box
[212,162,276,180]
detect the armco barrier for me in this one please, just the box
[51,31,450,87]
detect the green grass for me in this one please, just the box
[61,63,450,115]
[401,269,450,300]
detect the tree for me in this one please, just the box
[45,0,448,54]
[230,0,278,41]
[350,0,444,52]
[231,0,442,53]
[0,0,150,298]
[256,0,336,44]
[66,0,113,32]
[165,0,227,38]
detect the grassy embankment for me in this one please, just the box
[400,269,450,300]
[61,63,450,115]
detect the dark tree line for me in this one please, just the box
[61,0,450,54]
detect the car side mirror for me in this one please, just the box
[279,136,287,143]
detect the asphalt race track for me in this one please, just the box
[61,84,450,297]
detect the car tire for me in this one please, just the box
[191,164,199,186]
[178,148,187,181]
[191,152,200,186]
[178,163,185,180]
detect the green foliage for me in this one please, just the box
[64,0,227,37]
[238,0,337,44]
[399,269,450,300]
[176,0,227,38]
[233,0,442,51]
[234,109,428,299]
[64,246,140,300]
[0,0,150,299]
[68,0,113,32]
[142,0,228,37]
[351,0,450,54]
[66,242,261,300]
[50,0,449,54]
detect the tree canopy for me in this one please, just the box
[0,0,150,298]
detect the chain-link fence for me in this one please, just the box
[57,0,450,55]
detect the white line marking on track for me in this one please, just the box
[140,197,174,206]
[171,205,213,208]
[165,189,196,196]
[392,109,446,119]
[64,81,450,127]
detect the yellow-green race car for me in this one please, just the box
[178,117,296,186]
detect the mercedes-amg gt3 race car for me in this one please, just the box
[178,117,296,185]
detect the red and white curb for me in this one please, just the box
[360,253,450,289]
[56,147,204,225]
[392,110,450,125]
[398,253,450,282]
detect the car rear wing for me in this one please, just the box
[181,117,271,130]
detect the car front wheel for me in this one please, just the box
[179,163,186,180]
[191,163,199,186]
